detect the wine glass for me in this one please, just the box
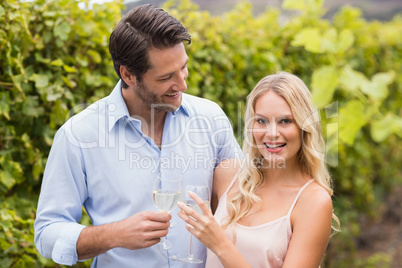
[178,185,210,263]
[152,172,183,250]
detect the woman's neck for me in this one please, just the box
[261,159,305,186]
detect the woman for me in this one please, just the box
[177,72,340,268]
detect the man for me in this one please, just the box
[34,4,242,267]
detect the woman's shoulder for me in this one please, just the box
[213,159,241,199]
[301,181,332,208]
[292,180,333,222]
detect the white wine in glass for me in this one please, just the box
[153,190,182,212]
[178,185,210,263]
[152,173,183,250]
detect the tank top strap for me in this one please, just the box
[222,175,238,198]
[286,179,315,217]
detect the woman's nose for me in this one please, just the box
[266,121,279,138]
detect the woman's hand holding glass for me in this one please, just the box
[177,189,229,260]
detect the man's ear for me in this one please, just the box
[120,66,137,86]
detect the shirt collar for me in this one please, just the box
[106,80,130,131]
[173,95,190,117]
[106,80,190,131]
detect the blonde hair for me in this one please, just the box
[223,71,340,238]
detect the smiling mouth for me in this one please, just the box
[264,143,286,149]
[166,92,180,97]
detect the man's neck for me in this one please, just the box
[122,87,167,148]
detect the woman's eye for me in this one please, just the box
[257,118,267,124]
[281,119,292,124]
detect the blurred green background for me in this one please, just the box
[0,0,401,267]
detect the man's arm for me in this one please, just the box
[76,211,171,260]
[34,127,89,265]
[34,127,172,264]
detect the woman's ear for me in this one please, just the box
[120,65,136,86]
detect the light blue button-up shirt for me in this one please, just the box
[34,80,242,267]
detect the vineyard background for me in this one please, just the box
[0,0,401,267]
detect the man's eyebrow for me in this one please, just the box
[156,58,189,79]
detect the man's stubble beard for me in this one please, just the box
[134,81,179,112]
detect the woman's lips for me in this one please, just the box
[264,143,286,153]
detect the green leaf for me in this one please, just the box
[337,29,354,52]
[45,20,54,27]
[321,28,337,53]
[0,169,16,190]
[87,49,102,64]
[35,52,50,64]
[339,66,368,92]
[0,158,23,190]
[291,27,322,53]
[311,66,339,108]
[61,76,77,88]
[9,11,19,20]
[0,5,5,19]
[370,114,393,142]
[0,29,6,43]
[43,126,56,146]
[22,96,45,117]
[51,58,64,66]
[0,257,13,267]
[85,72,103,87]
[10,74,24,93]
[43,11,57,17]
[21,133,31,149]
[339,100,369,145]
[371,113,402,142]
[33,157,44,180]
[50,100,68,128]
[30,73,49,88]
[395,118,402,139]
[46,86,63,102]
[54,21,71,41]
[0,92,10,120]
[361,71,395,100]
[63,65,77,73]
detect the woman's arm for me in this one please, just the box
[283,184,333,268]
[177,192,251,268]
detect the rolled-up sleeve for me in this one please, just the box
[34,124,88,265]
[36,222,86,265]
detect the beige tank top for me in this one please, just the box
[206,179,314,268]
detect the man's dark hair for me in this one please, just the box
[109,4,191,88]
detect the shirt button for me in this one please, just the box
[172,255,178,260]
[108,103,116,112]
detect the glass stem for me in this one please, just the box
[188,234,193,258]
